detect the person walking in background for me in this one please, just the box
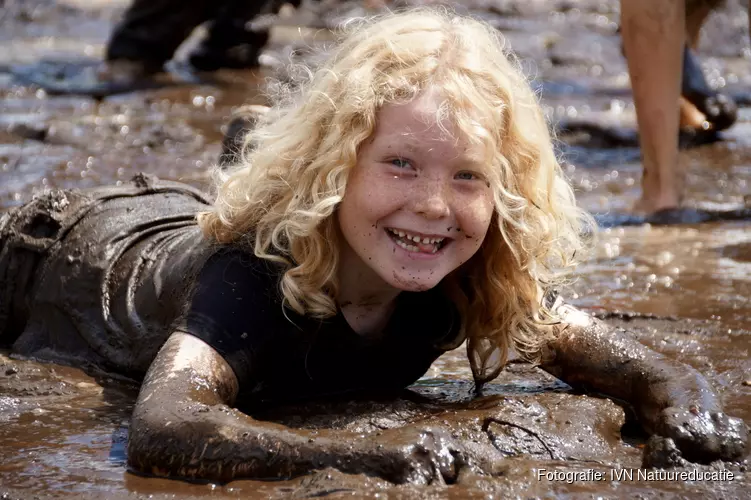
[621,0,742,220]
[18,0,317,96]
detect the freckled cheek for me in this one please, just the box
[344,201,399,241]
[456,198,494,239]
[356,189,407,221]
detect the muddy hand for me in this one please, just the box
[364,426,467,484]
[652,406,749,464]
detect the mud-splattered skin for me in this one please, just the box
[540,303,749,465]
[128,302,748,484]
[127,332,466,484]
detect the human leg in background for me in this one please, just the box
[188,0,295,71]
[621,0,686,214]
[17,0,282,96]
[103,0,221,82]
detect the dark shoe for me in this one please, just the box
[189,30,270,72]
[96,59,160,84]
[678,126,721,148]
[12,58,165,98]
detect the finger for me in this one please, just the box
[642,435,689,468]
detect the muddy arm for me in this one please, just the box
[127,331,464,483]
[539,303,748,462]
[538,304,718,425]
[127,331,352,482]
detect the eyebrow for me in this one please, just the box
[383,137,489,170]
[390,137,420,154]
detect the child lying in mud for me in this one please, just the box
[0,8,747,484]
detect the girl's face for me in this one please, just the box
[337,90,495,293]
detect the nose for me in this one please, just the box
[412,177,451,219]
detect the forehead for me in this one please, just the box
[376,91,454,137]
[372,93,488,162]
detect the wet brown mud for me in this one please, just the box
[1,0,750,498]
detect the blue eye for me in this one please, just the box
[455,171,477,180]
[391,158,412,169]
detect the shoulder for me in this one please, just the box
[187,245,290,322]
[181,246,292,382]
[196,246,285,290]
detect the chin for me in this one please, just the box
[387,271,443,292]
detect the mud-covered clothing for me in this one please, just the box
[0,176,461,401]
[0,175,214,377]
[106,0,296,70]
[180,249,461,404]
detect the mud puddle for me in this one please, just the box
[1,0,750,498]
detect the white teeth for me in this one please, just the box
[394,239,419,252]
[387,228,446,248]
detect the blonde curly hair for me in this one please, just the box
[198,7,595,384]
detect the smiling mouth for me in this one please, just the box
[385,227,450,254]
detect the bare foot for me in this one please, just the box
[633,152,685,216]
[632,188,682,216]
[679,97,710,131]
[681,46,738,132]
[678,97,721,146]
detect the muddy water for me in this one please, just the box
[1,0,750,498]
